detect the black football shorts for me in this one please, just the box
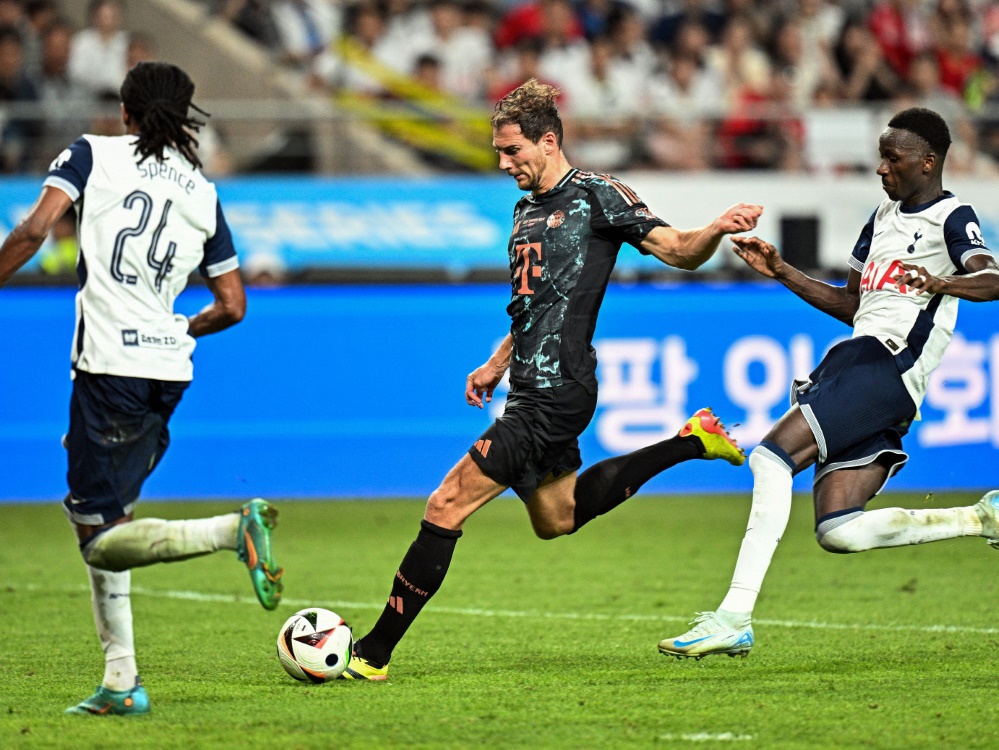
[63,369,188,526]
[468,381,597,502]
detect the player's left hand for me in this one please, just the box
[896,263,945,295]
[715,203,764,235]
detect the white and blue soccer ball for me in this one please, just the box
[276,607,353,683]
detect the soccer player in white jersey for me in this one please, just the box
[0,62,283,714]
[659,107,999,660]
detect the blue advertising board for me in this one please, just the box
[2,283,996,502]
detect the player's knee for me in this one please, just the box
[815,514,865,554]
[425,484,465,527]
[80,534,128,571]
[531,516,573,540]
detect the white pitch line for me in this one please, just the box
[9,582,999,636]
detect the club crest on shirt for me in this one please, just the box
[635,207,655,219]
[547,210,565,229]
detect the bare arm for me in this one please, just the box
[0,186,73,287]
[465,333,512,408]
[897,254,999,301]
[640,203,763,270]
[187,268,246,338]
[732,236,861,326]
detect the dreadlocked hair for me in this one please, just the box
[491,78,563,147]
[120,61,209,170]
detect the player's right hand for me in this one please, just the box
[465,365,504,408]
[732,236,785,279]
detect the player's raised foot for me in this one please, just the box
[974,490,999,549]
[658,611,754,660]
[65,678,150,716]
[340,651,389,681]
[236,498,284,610]
[679,407,745,466]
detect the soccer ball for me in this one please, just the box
[276,607,353,683]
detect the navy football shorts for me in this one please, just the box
[793,336,917,489]
[468,381,598,502]
[63,369,189,526]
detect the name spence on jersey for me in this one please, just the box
[136,159,197,194]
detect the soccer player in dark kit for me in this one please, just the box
[341,79,763,680]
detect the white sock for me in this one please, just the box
[817,506,982,553]
[84,515,240,571]
[718,448,794,615]
[88,566,138,691]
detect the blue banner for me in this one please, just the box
[1,176,720,274]
[2,283,996,501]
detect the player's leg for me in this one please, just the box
[658,407,816,659]
[347,455,507,679]
[814,464,995,552]
[74,377,283,609]
[568,407,744,535]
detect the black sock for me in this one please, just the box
[355,520,462,667]
[571,434,702,532]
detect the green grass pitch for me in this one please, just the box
[2,493,997,749]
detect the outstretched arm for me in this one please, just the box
[187,268,246,337]
[896,254,999,301]
[640,203,763,270]
[733,236,861,326]
[466,333,512,408]
[0,186,73,287]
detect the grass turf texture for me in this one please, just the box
[1,494,997,749]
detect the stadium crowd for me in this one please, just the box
[4,0,999,172]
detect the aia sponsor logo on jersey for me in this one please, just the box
[547,210,565,229]
[860,259,913,295]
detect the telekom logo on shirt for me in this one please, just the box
[515,242,543,295]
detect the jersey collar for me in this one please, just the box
[899,190,953,214]
[526,168,578,203]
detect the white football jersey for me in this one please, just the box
[45,135,238,382]
[848,192,992,408]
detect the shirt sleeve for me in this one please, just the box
[587,176,669,251]
[199,199,239,278]
[848,210,877,272]
[943,204,993,272]
[43,137,93,202]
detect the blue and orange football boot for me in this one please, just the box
[680,407,745,466]
[236,498,283,610]
[65,677,150,716]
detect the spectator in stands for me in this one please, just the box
[868,0,932,79]
[575,0,626,40]
[670,18,712,67]
[651,0,725,48]
[489,37,563,103]
[22,1,57,81]
[835,17,900,102]
[215,0,279,48]
[705,15,772,106]
[934,15,982,96]
[414,0,494,101]
[68,0,128,96]
[313,2,396,94]
[607,4,655,86]
[538,0,590,86]
[797,0,845,54]
[716,65,804,171]
[126,32,156,69]
[646,50,722,170]
[271,0,340,71]
[495,0,583,51]
[557,34,641,171]
[36,19,91,170]
[0,25,40,173]
[768,16,838,110]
